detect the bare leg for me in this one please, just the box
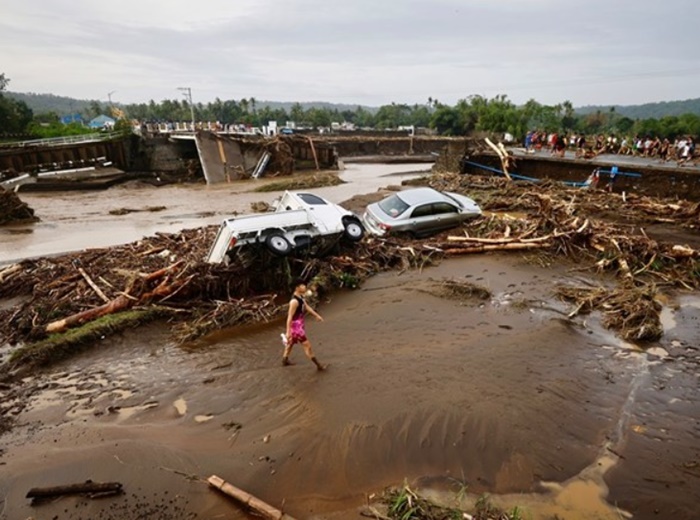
[302,340,326,370]
[282,342,295,366]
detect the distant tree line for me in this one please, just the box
[0,74,33,134]
[2,73,700,141]
[119,95,700,140]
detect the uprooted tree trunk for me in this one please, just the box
[45,262,186,334]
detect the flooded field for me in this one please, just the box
[1,165,699,520]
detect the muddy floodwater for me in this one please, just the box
[0,163,426,264]
[1,165,699,520]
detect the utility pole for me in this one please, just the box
[178,87,195,131]
[107,90,116,107]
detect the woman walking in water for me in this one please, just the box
[282,280,326,370]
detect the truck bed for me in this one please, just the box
[220,209,311,232]
[205,209,313,263]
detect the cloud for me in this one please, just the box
[2,0,699,107]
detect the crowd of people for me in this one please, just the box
[524,131,697,167]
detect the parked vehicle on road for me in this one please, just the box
[206,191,364,263]
[362,187,481,237]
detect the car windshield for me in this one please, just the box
[442,192,463,208]
[378,194,410,218]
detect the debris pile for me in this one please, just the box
[410,173,700,341]
[421,173,700,230]
[369,483,522,520]
[0,227,437,369]
[0,187,37,225]
[427,278,492,302]
[556,284,663,342]
[2,172,699,370]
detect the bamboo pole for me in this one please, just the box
[443,242,551,255]
[78,267,110,303]
[208,475,297,520]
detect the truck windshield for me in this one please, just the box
[378,194,409,218]
[298,193,327,205]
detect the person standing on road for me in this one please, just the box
[282,280,327,370]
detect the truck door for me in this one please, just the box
[296,193,340,233]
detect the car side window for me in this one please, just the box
[411,204,433,218]
[432,202,458,215]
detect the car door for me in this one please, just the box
[430,202,460,231]
[407,203,435,234]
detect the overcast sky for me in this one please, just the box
[2,0,699,108]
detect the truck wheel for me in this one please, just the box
[265,233,292,256]
[343,219,364,242]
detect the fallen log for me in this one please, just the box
[26,480,123,500]
[443,242,551,256]
[46,294,132,333]
[446,234,553,245]
[208,475,297,520]
[143,260,184,282]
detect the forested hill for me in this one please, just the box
[5,92,96,115]
[576,98,700,119]
[6,91,700,120]
[4,92,376,116]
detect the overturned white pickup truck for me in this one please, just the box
[206,191,365,264]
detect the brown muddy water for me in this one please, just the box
[1,166,700,520]
[0,163,427,264]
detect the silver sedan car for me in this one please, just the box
[362,187,482,237]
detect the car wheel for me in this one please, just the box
[265,233,292,256]
[343,219,365,242]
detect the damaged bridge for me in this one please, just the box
[173,131,338,184]
[0,133,132,190]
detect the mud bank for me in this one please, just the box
[1,255,699,519]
